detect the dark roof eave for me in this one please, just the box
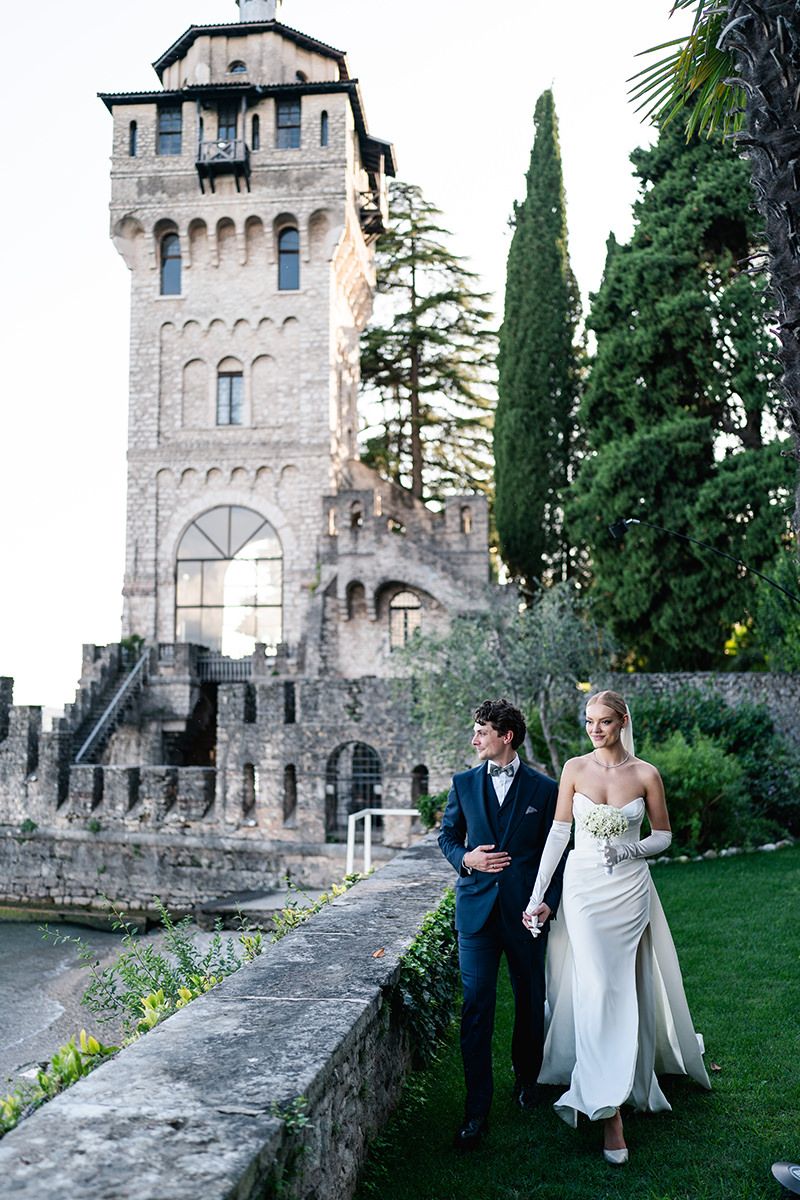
[97,75,396,175]
[152,20,348,82]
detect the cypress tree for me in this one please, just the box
[360,180,495,502]
[567,119,794,669]
[495,90,582,588]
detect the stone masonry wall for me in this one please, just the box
[0,839,454,1200]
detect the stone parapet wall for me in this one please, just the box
[0,826,373,914]
[0,839,454,1200]
[606,672,800,749]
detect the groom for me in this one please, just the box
[438,698,566,1150]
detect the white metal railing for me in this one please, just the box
[345,808,420,876]
[74,650,149,764]
[197,654,253,682]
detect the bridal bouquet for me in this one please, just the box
[578,805,629,875]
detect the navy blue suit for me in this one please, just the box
[438,760,565,1119]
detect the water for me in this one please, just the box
[0,920,121,1085]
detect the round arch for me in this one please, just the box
[325,742,382,839]
[174,505,282,657]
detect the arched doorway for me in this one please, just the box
[325,742,382,840]
[175,505,282,657]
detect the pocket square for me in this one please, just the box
[525,805,538,815]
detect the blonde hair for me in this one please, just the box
[585,689,627,718]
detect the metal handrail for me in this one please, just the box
[74,650,148,763]
[345,808,420,876]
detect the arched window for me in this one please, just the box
[283,764,297,825]
[243,763,256,816]
[320,110,329,147]
[278,227,299,290]
[284,681,296,724]
[128,120,138,157]
[216,368,244,425]
[411,765,429,804]
[350,501,363,529]
[175,505,282,657]
[460,505,473,534]
[251,113,260,150]
[325,743,382,839]
[389,590,422,649]
[160,233,181,295]
[229,60,247,74]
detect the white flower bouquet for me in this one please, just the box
[577,805,629,875]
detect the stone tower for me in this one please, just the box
[101,1,395,658]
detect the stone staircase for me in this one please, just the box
[67,647,149,764]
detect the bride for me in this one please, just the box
[522,689,710,1164]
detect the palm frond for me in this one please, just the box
[630,0,746,140]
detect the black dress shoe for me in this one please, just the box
[453,1115,488,1150]
[515,1082,544,1110]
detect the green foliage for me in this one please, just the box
[414,789,449,831]
[750,547,800,671]
[495,90,583,587]
[270,1095,312,1132]
[399,581,613,776]
[631,0,745,140]
[568,118,794,668]
[1,1030,118,1138]
[42,899,251,1036]
[269,875,363,941]
[396,889,458,1067]
[19,818,37,834]
[86,818,102,834]
[642,730,746,853]
[360,179,496,502]
[633,686,800,837]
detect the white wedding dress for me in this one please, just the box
[539,793,711,1124]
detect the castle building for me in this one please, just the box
[0,0,490,909]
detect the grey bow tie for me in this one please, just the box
[489,764,514,778]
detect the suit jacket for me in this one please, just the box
[438,760,565,934]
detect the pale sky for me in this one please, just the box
[0,0,690,712]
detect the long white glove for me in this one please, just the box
[524,820,571,936]
[603,829,672,868]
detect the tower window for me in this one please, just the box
[320,110,329,147]
[284,681,296,724]
[160,233,181,295]
[157,104,182,155]
[175,505,283,657]
[283,764,297,825]
[128,120,138,157]
[216,372,244,425]
[217,104,237,142]
[460,505,473,534]
[278,227,300,290]
[276,99,301,148]
[229,60,247,74]
[389,590,422,649]
[251,114,260,150]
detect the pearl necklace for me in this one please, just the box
[593,750,630,770]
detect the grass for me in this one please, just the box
[356,847,800,1200]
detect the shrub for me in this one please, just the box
[633,687,800,837]
[640,731,747,853]
[415,790,449,831]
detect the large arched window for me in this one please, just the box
[320,110,329,147]
[278,227,299,290]
[389,590,421,649]
[325,742,382,839]
[251,113,260,150]
[160,233,181,295]
[175,505,282,657]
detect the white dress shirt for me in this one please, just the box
[488,754,520,806]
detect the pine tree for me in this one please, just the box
[360,180,496,502]
[495,90,582,588]
[567,120,794,669]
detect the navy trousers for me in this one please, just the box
[458,900,548,1119]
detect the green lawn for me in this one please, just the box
[357,847,800,1200]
